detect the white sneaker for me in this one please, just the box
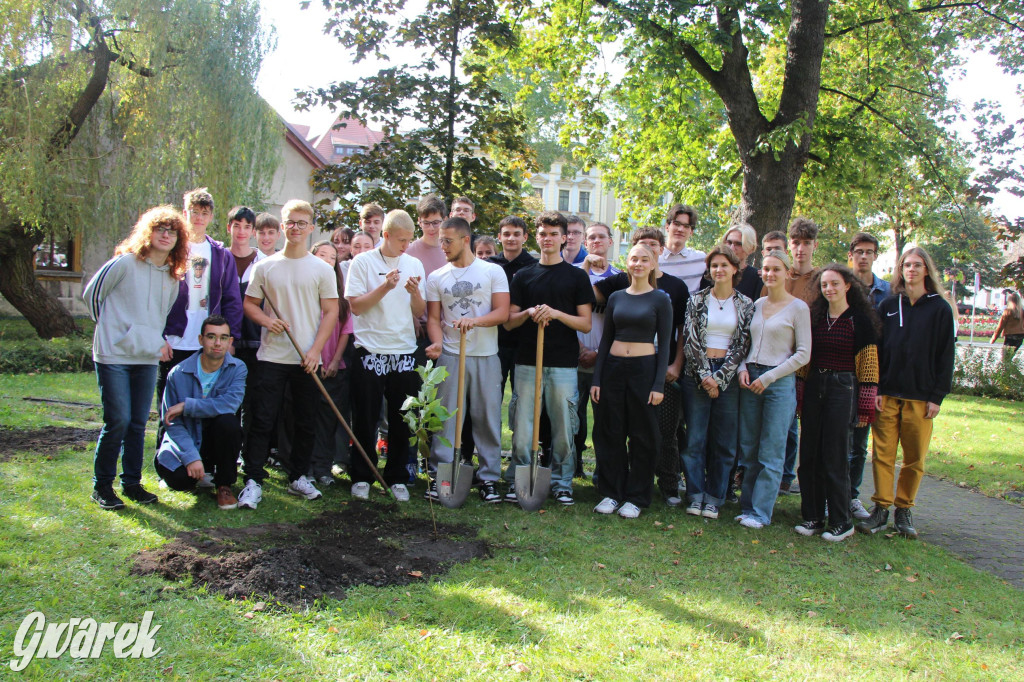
[850,498,871,520]
[236,479,262,510]
[317,475,335,488]
[665,496,682,507]
[351,482,370,500]
[197,472,215,489]
[390,484,410,502]
[740,516,764,529]
[593,497,620,514]
[618,502,641,519]
[287,475,323,501]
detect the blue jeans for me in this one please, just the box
[739,365,796,525]
[848,424,870,499]
[94,363,158,489]
[505,365,579,493]
[680,365,740,507]
[782,413,799,484]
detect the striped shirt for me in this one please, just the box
[659,247,706,293]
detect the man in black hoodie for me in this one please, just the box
[858,246,954,539]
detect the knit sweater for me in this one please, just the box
[797,309,879,424]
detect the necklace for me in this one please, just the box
[711,291,730,310]
[826,310,842,331]
[378,249,400,270]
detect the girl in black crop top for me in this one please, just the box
[589,245,673,519]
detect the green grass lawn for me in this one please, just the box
[1,374,1022,679]
[929,395,1024,500]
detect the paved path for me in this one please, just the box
[888,473,1024,589]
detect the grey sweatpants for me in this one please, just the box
[430,351,503,482]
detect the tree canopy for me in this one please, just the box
[298,0,536,230]
[504,0,1024,263]
[0,0,280,337]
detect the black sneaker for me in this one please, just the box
[91,487,125,511]
[794,520,826,536]
[894,507,918,539]
[423,478,438,501]
[122,483,158,505]
[479,481,501,504]
[554,490,574,506]
[822,522,855,542]
[856,505,889,534]
[503,488,518,504]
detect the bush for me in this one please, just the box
[0,336,95,374]
[952,343,1024,401]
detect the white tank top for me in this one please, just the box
[706,294,737,350]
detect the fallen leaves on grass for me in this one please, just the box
[408,571,424,578]
[509,662,529,673]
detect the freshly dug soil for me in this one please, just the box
[0,426,99,461]
[132,502,488,605]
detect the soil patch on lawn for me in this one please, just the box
[0,426,99,461]
[132,502,488,605]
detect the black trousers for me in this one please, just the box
[593,355,661,507]
[350,349,420,486]
[234,347,260,446]
[154,413,241,490]
[798,370,856,528]
[242,361,318,484]
[311,369,350,477]
[155,348,197,450]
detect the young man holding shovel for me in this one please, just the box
[503,211,594,506]
[425,217,510,504]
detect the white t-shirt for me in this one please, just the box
[345,249,426,355]
[247,252,339,365]
[426,258,509,356]
[168,239,212,350]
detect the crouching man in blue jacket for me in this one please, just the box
[154,315,247,509]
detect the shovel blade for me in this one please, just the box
[514,464,551,512]
[436,461,474,509]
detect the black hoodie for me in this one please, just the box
[877,291,955,404]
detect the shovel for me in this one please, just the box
[436,327,474,508]
[515,323,551,511]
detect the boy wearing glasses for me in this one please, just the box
[237,200,340,509]
[658,204,706,292]
[406,194,448,277]
[155,316,247,510]
[847,232,890,521]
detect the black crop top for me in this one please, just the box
[593,288,674,392]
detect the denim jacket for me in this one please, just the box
[156,352,247,470]
[683,289,754,390]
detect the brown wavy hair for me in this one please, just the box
[809,263,882,334]
[705,244,742,286]
[115,205,190,280]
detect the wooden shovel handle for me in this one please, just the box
[453,328,467,451]
[530,324,544,452]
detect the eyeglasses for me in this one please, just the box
[903,262,926,270]
[725,239,743,248]
[152,226,178,235]
[203,333,232,342]
[670,220,692,229]
[420,220,443,228]
[852,249,877,257]
[567,230,584,237]
[439,237,461,246]
[283,220,310,229]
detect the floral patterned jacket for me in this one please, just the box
[682,289,755,390]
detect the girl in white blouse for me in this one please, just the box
[735,250,812,528]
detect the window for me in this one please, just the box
[334,144,345,156]
[534,187,544,200]
[35,234,78,273]
[578,191,590,214]
[558,189,570,212]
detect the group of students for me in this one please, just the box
[84,192,955,542]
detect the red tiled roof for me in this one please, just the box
[309,117,384,164]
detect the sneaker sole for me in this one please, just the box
[557,499,575,506]
[896,529,918,540]
[237,501,258,510]
[701,510,719,519]
[218,502,238,510]
[856,524,889,535]
[794,527,824,536]
[92,498,125,511]
[685,508,702,516]
[823,529,855,542]
[287,489,323,501]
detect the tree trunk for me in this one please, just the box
[0,223,81,339]
[740,151,804,238]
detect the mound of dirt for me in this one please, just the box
[132,502,487,605]
[0,427,99,461]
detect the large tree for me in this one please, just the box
[508,1,1023,241]
[299,0,536,229]
[0,0,280,338]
